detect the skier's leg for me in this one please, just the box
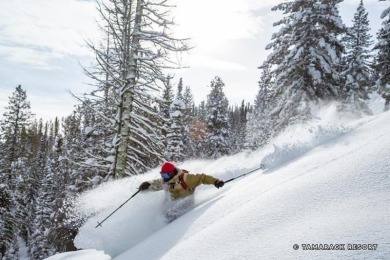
[165,195,195,223]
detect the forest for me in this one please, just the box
[1,0,390,259]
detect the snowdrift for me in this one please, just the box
[47,105,390,260]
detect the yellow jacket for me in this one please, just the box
[148,169,218,199]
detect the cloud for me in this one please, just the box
[0,45,63,70]
[182,54,247,71]
[0,0,281,71]
[0,0,98,69]
[173,0,282,53]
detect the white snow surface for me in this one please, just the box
[47,103,390,260]
[45,249,110,260]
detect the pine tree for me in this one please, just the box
[17,125,45,258]
[47,135,78,253]
[165,93,186,162]
[0,85,34,175]
[246,66,274,150]
[374,3,390,111]
[183,86,195,118]
[0,184,18,259]
[181,84,195,158]
[340,0,373,116]
[61,112,87,191]
[0,85,34,259]
[238,101,250,151]
[30,164,56,259]
[160,75,175,145]
[229,101,250,153]
[14,120,43,252]
[264,0,346,131]
[205,76,231,158]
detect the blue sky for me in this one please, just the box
[0,0,387,122]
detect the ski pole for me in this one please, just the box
[95,189,141,228]
[224,165,264,184]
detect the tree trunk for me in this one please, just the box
[114,0,143,178]
[385,97,390,112]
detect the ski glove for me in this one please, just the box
[139,181,151,191]
[214,180,224,189]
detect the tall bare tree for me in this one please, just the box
[81,0,189,178]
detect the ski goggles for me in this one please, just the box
[161,171,174,181]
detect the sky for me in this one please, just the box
[44,99,389,259]
[0,0,387,122]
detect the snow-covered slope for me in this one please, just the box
[47,107,390,260]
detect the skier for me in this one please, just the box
[138,162,225,222]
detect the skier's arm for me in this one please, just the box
[186,173,223,189]
[149,178,164,191]
[139,178,164,191]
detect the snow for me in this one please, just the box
[84,126,94,136]
[46,101,390,260]
[17,237,29,260]
[45,249,110,260]
[368,92,386,115]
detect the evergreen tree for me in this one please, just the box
[75,101,114,184]
[47,135,78,253]
[0,85,33,259]
[19,123,47,258]
[29,163,56,259]
[183,86,195,118]
[0,85,34,175]
[61,112,87,191]
[264,0,346,131]
[15,119,44,252]
[196,101,207,121]
[246,66,274,150]
[160,75,175,145]
[229,101,250,153]
[181,84,195,158]
[165,93,186,162]
[374,3,390,111]
[205,76,231,158]
[340,0,373,116]
[0,184,18,259]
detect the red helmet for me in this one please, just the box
[160,162,175,173]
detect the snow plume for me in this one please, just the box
[261,104,353,170]
[71,149,270,257]
[71,175,167,257]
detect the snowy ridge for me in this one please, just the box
[47,108,390,260]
